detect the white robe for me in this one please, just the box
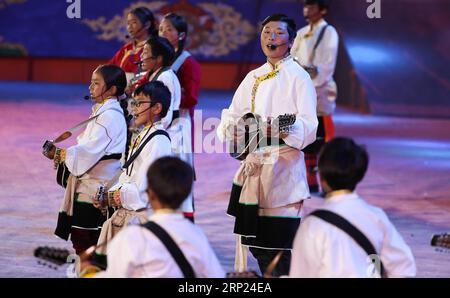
[148,68,194,214]
[95,211,225,278]
[289,192,417,278]
[109,123,172,211]
[148,68,181,129]
[64,98,127,197]
[217,56,318,202]
[291,19,339,116]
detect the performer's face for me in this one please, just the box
[303,4,326,24]
[131,93,153,127]
[127,13,146,40]
[159,19,181,50]
[261,21,291,63]
[141,44,158,71]
[89,71,110,103]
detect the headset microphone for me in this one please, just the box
[267,42,289,50]
[132,106,152,119]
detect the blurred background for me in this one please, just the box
[0,0,449,117]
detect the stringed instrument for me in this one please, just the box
[34,246,106,277]
[33,246,282,278]
[229,113,296,161]
[431,233,450,251]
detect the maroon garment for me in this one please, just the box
[109,42,144,73]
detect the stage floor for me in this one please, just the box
[0,82,449,277]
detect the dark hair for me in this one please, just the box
[261,14,297,41]
[304,0,329,11]
[134,81,171,118]
[95,64,132,158]
[147,156,193,209]
[95,64,127,97]
[129,7,158,37]
[146,36,175,66]
[162,13,188,59]
[318,137,369,192]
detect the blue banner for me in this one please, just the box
[0,0,306,62]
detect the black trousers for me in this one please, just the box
[249,247,291,277]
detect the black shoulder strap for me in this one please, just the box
[309,209,385,277]
[123,130,170,169]
[313,24,329,51]
[142,221,196,278]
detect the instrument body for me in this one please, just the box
[431,233,450,251]
[229,113,296,161]
[34,246,264,278]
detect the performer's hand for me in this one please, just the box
[92,193,107,209]
[43,144,56,160]
[263,117,279,138]
[92,199,102,209]
[113,195,122,209]
[280,131,289,139]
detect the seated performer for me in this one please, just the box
[43,65,128,255]
[217,14,318,276]
[93,156,225,278]
[289,137,416,278]
[93,81,173,259]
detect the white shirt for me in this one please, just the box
[109,123,172,211]
[96,211,226,278]
[217,56,318,151]
[148,68,181,129]
[289,192,417,278]
[291,19,339,115]
[65,98,127,177]
[291,19,339,88]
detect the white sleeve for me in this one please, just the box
[96,227,140,277]
[283,75,318,150]
[196,230,226,278]
[216,78,248,143]
[289,217,322,277]
[312,26,339,87]
[120,136,172,211]
[378,211,417,277]
[65,110,123,176]
[158,73,181,129]
[290,29,302,58]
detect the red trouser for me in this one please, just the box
[70,228,101,255]
[303,115,335,192]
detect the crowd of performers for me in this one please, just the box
[42,0,416,278]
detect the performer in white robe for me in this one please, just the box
[92,157,225,278]
[139,36,194,219]
[93,81,173,258]
[43,65,128,255]
[290,0,339,192]
[217,14,317,277]
[289,137,416,278]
